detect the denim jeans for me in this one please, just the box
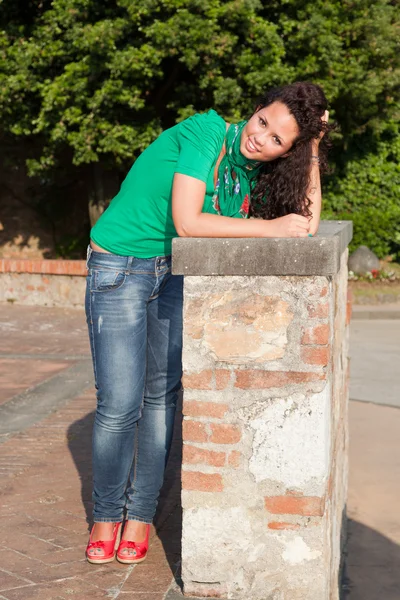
[85,247,183,524]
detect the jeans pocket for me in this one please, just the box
[91,269,126,293]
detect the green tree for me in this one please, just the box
[0,0,399,255]
[0,1,289,173]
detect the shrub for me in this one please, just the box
[323,124,400,259]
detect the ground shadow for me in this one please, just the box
[67,409,95,530]
[154,394,183,585]
[342,518,400,599]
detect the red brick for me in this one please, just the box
[301,324,330,345]
[320,286,328,297]
[268,521,301,530]
[307,302,329,318]
[0,258,87,276]
[182,370,213,390]
[234,370,325,389]
[209,423,241,444]
[215,369,231,390]
[26,284,35,291]
[265,495,324,516]
[184,584,226,598]
[182,471,223,492]
[228,451,241,467]
[184,400,228,419]
[182,420,208,442]
[301,346,330,366]
[183,444,226,467]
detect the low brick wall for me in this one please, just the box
[172,221,353,600]
[0,259,86,307]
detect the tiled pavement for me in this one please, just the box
[0,304,191,600]
[1,303,399,600]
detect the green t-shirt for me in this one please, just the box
[91,110,244,258]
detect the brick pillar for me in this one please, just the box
[172,221,353,600]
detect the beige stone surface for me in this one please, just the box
[1,273,86,307]
[188,291,293,363]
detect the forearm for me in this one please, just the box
[173,174,311,239]
[179,212,272,238]
[307,144,322,235]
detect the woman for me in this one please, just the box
[85,81,331,564]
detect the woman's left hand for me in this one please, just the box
[313,110,329,149]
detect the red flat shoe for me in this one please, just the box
[86,522,122,564]
[116,523,150,564]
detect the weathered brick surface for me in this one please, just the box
[228,451,241,468]
[209,423,241,445]
[215,369,231,390]
[183,400,228,419]
[182,419,208,442]
[182,471,223,492]
[320,286,328,297]
[307,302,330,318]
[301,346,330,366]
[301,324,330,345]
[182,370,213,390]
[183,444,226,467]
[267,521,301,530]
[0,258,87,276]
[1,273,86,307]
[264,495,325,516]
[234,370,325,389]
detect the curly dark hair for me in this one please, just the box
[250,82,334,220]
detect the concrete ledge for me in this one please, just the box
[172,221,352,276]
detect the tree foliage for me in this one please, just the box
[0,0,399,256]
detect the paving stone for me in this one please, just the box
[0,568,36,593]
[1,577,106,600]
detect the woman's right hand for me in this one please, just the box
[266,214,311,238]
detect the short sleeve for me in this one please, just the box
[175,110,226,183]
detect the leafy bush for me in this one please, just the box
[322,123,400,259]
[0,0,399,259]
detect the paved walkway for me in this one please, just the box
[0,305,184,599]
[0,303,399,599]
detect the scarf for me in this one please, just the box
[209,121,263,218]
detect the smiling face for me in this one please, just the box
[240,101,300,162]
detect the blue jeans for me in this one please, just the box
[85,247,183,524]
